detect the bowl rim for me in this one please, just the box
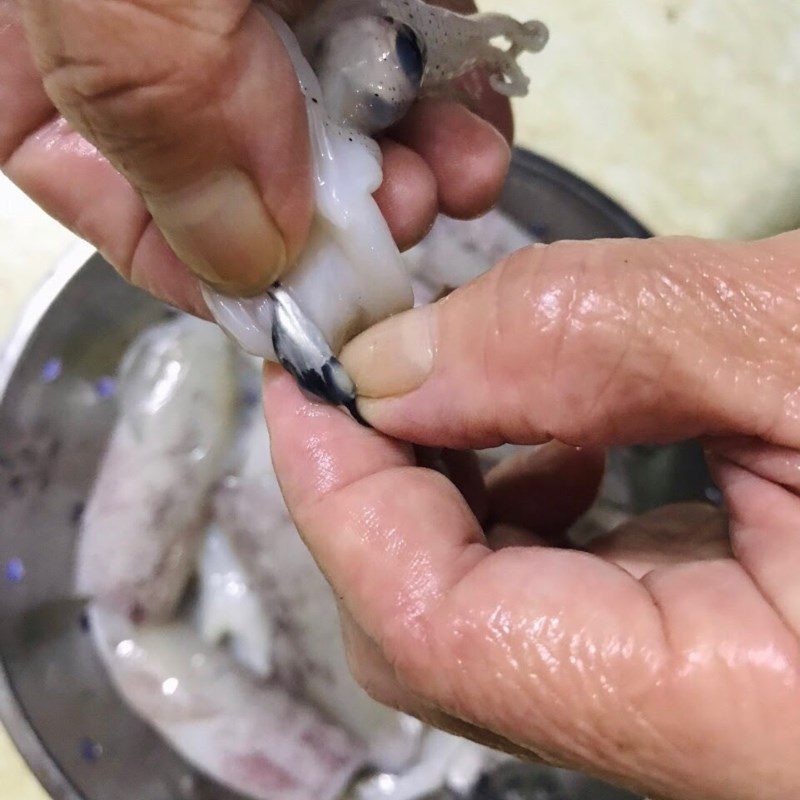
[0,239,96,800]
[511,149,651,240]
[0,150,650,800]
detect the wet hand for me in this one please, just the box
[264,230,800,800]
[0,0,509,311]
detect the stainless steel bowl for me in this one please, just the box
[0,150,701,800]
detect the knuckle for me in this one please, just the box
[504,238,682,443]
[45,62,180,155]
[34,0,233,164]
[688,236,800,440]
[487,240,624,441]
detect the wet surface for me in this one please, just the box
[0,155,703,800]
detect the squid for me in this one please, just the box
[75,316,236,622]
[208,405,427,773]
[204,0,547,416]
[89,605,364,800]
[76,293,534,800]
[78,0,549,796]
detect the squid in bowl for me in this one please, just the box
[203,0,548,417]
[75,210,540,800]
[75,1,550,797]
[77,312,521,800]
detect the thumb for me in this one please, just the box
[340,230,800,449]
[19,0,311,295]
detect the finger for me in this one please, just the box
[589,503,730,580]
[263,364,489,652]
[18,0,312,295]
[374,140,438,251]
[340,232,800,449]
[486,441,605,539]
[338,606,421,713]
[263,367,800,799]
[451,68,514,143]
[0,1,53,164]
[4,116,436,313]
[5,114,209,315]
[392,98,511,220]
[708,436,800,633]
[637,556,800,800]
[262,367,661,781]
[340,608,529,760]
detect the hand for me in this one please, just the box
[0,0,510,312]
[263,230,800,800]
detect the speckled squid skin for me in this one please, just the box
[297,0,548,96]
[204,0,546,370]
[74,317,236,622]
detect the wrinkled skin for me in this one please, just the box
[0,0,511,302]
[261,230,800,800]
[202,3,545,363]
[5,0,800,798]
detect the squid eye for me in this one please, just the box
[394,23,424,87]
[309,14,427,135]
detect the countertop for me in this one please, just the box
[2,0,800,797]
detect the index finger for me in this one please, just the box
[262,366,671,787]
[340,232,800,450]
[264,367,800,800]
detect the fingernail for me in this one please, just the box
[146,169,286,295]
[339,304,436,399]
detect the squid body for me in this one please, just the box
[203,0,547,407]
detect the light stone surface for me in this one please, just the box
[1,1,799,796]
[502,0,800,239]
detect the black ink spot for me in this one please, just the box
[79,737,103,762]
[70,501,85,525]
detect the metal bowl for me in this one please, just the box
[0,150,694,800]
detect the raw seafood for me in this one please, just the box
[77,205,543,800]
[90,606,363,800]
[204,0,547,394]
[77,333,507,800]
[74,316,236,621]
[196,524,274,679]
[356,729,506,800]
[76,2,550,787]
[78,322,367,800]
[404,209,535,305]
[210,405,426,774]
